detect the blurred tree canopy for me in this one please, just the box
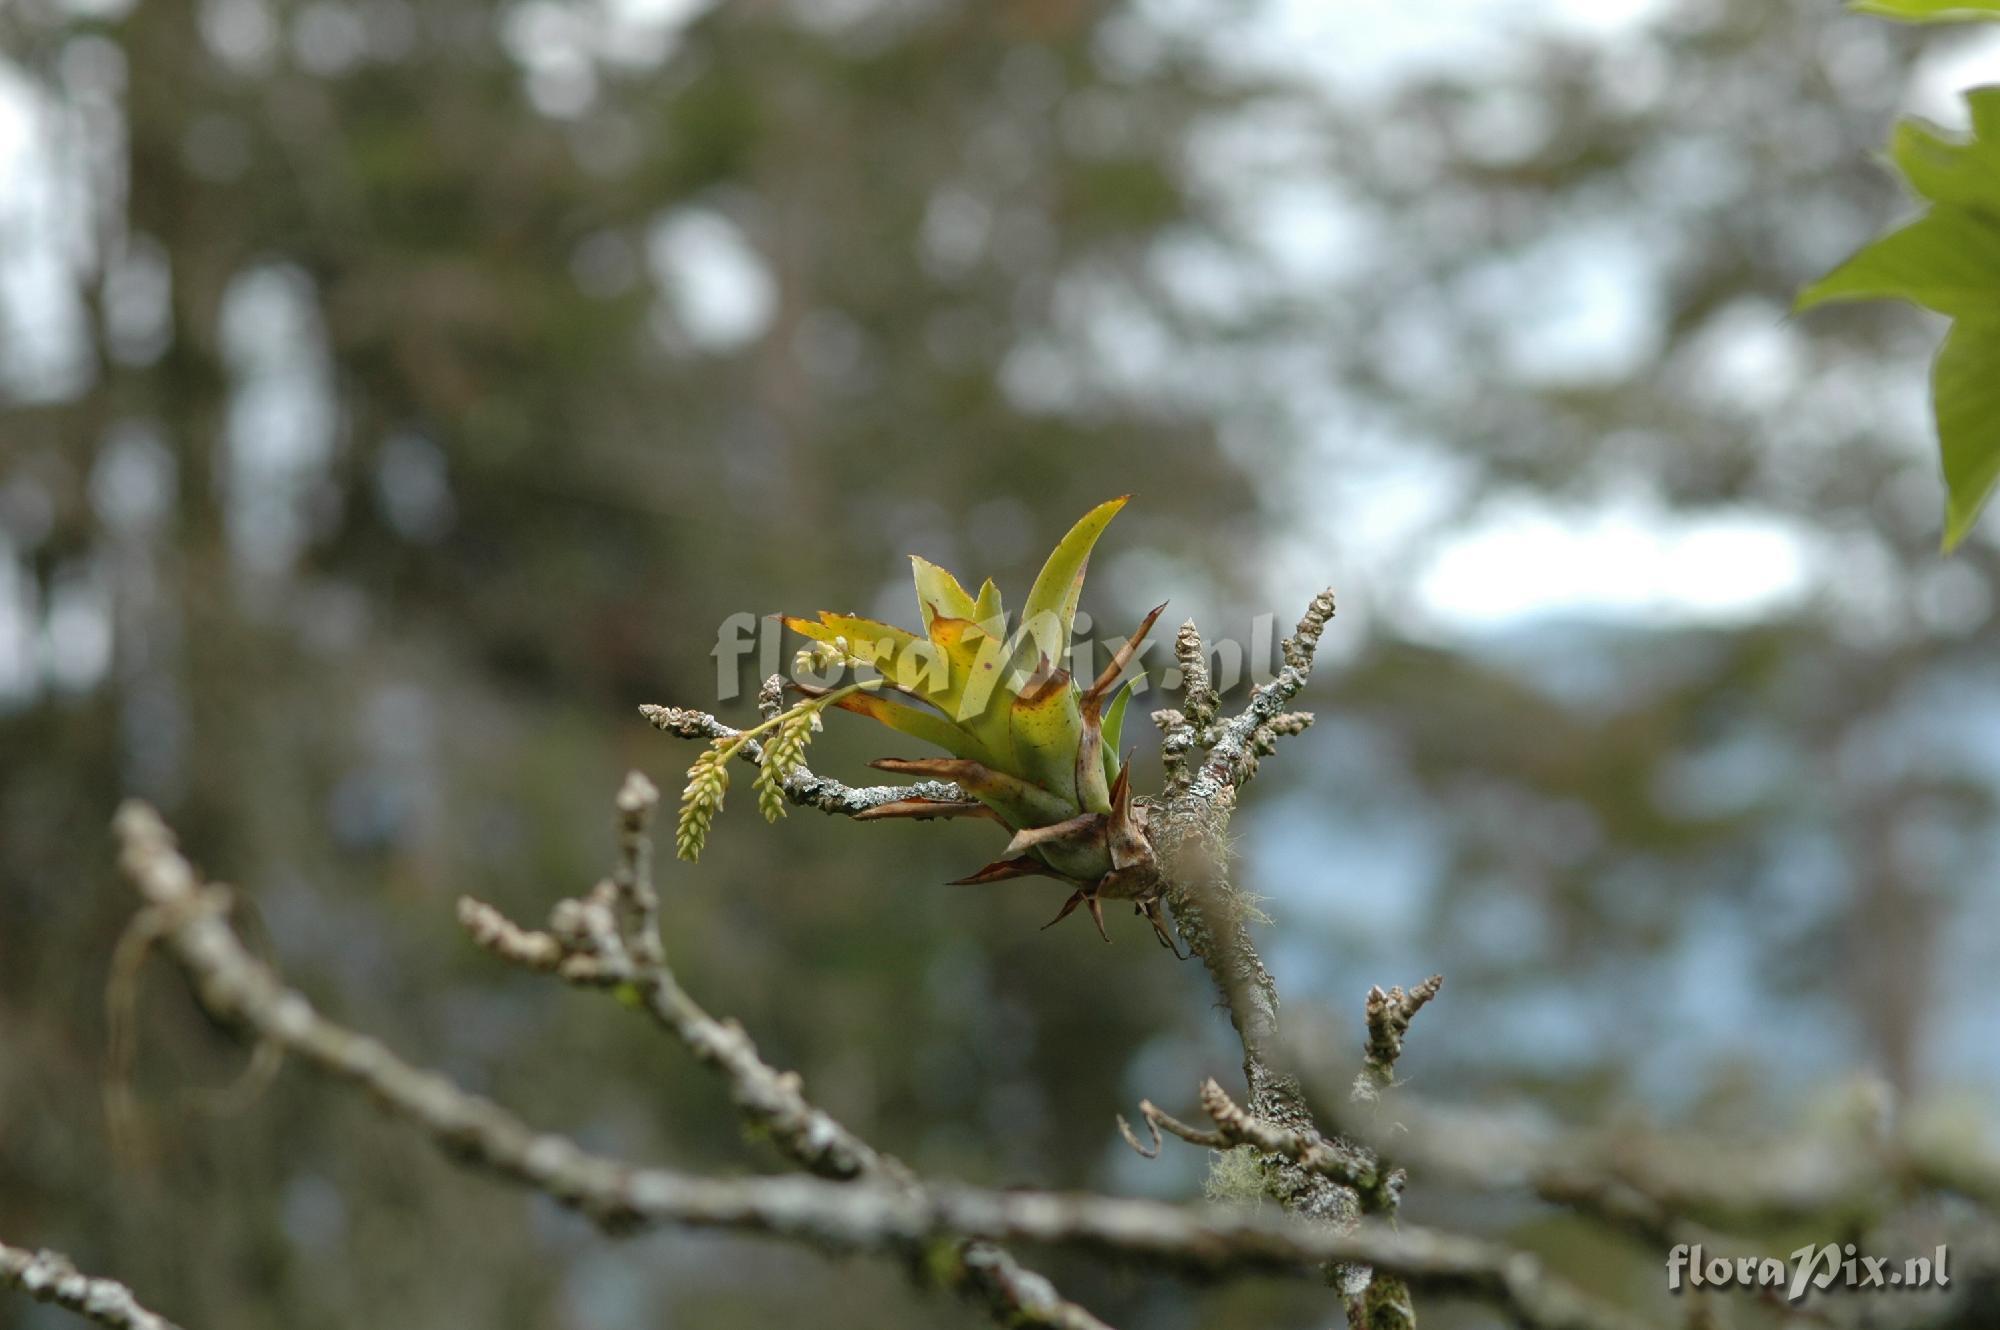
[2,0,1996,1327]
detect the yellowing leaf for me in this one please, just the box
[782,613,922,664]
[1008,666,1086,807]
[971,577,1003,625]
[910,556,977,637]
[928,615,1017,735]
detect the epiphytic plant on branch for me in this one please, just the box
[671,495,1176,947]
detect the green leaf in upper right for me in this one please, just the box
[1851,0,2000,21]
[1796,209,2000,317]
[1798,87,2000,548]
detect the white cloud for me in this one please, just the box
[1413,496,1814,628]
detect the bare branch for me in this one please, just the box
[112,799,1656,1330]
[458,777,1100,1328]
[1,1241,181,1330]
[458,897,565,970]
[611,769,664,967]
[1355,975,1444,1100]
[1117,1099,1228,1158]
[460,896,899,1184]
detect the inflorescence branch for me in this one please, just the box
[640,700,966,815]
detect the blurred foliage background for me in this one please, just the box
[2,0,1997,1326]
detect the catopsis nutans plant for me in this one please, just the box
[676,496,1178,950]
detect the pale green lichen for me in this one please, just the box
[1203,1146,1271,1211]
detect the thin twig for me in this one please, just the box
[1355,975,1444,1101]
[1117,1099,1229,1158]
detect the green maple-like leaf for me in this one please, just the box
[1800,87,2000,548]
[1851,0,2000,21]
[1935,318,2000,545]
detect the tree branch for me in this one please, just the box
[1357,1094,2000,1238]
[1,1241,181,1330]
[110,799,1655,1330]
[1146,591,1371,1291]
[1355,975,1444,1101]
[457,774,1105,1329]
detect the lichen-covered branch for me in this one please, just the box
[111,799,1654,1330]
[1121,1078,1403,1215]
[1199,1080,1403,1214]
[1,1241,181,1330]
[1172,588,1337,801]
[1146,590,1369,1296]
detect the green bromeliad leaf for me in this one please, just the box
[1800,87,2000,548]
[1100,676,1137,787]
[1850,0,2000,20]
[777,497,1157,847]
[1018,495,1128,667]
[830,690,989,764]
[1010,669,1088,808]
